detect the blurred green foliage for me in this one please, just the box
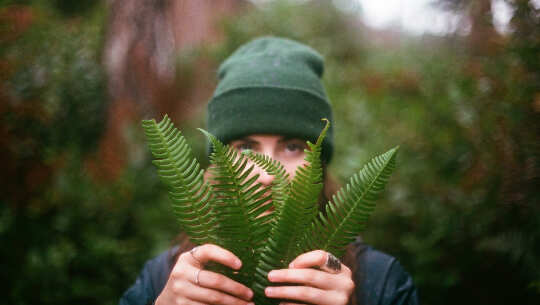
[1,1,538,305]
[0,3,177,304]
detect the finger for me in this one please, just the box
[186,244,242,269]
[288,250,326,268]
[288,250,351,276]
[268,268,342,289]
[174,263,253,300]
[184,281,254,305]
[197,269,254,301]
[265,286,344,305]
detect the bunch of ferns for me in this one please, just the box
[142,115,399,304]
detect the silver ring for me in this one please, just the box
[195,268,202,285]
[190,246,202,265]
[321,252,342,274]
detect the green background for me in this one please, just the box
[1,0,538,304]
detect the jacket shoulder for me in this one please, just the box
[119,247,178,305]
[354,241,419,305]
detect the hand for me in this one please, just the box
[264,250,354,305]
[156,244,254,305]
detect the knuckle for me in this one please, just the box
[170,270,183,280]
[196,245,207,257]
[314,250,327,262]
[178,252,191,262]
[345,279,355,292]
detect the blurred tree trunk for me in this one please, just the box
[467,0,501,55]
[90,0,248,180]
[436,0,502,53]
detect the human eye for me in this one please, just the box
[285,142,305,152]
[233,141,253,152]
[282,139,307,157]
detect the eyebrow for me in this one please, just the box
[234,137,259,145]
[278,136,297,142]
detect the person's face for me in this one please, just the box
[229,134,308,187]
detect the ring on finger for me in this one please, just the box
[320,252,342,274]
[195,268,202,285]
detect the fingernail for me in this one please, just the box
[247,303,254,305]
[267,270,275,280]
[265,287,275,296]
[247,289,253,299]
[235,259,242,269]
[289,262,295,268]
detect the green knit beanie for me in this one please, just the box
[207,37,334,163]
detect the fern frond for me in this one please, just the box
[283,118,329,260]
[141,115,217,245]
[142,115,399,305]
[252,120,330,303]
[200,129,272,284]
[300,146,399,258]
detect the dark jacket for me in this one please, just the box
[120,240,419,305]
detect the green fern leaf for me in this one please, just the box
[300,146,399,258]
[251,120,330,303]
[200,129,272,284]
[141,115,217,245]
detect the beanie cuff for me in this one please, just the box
[207,87,334,163]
